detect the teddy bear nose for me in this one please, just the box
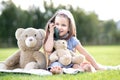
[29,38,33,41]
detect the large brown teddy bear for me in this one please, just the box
[49,40,85,66]
[0,28,46,70]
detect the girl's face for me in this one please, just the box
[55,15,69,37]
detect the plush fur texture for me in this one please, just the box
[0,28,47,70]
[49,40,85,66]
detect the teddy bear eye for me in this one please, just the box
[25,35,28,37]
[34,34,37,37]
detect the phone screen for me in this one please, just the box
[54,27,59,40]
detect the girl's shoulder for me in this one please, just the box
[68,36,79,42]
[67,36,80,51]
[67,36,80,45]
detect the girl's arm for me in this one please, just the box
[44,23,55,55]
[75,43,105,70]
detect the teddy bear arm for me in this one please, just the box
[49,51,58,62]
[69,50,76,56]
[5,50,20,67]
[33,51,47,69]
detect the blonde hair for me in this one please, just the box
[44,9,76,44]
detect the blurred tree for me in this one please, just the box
[114,31,120,43]
[0,0,118,47]
[0,0,19,47]
[28,7,45,29]
[97,20,117,44]
[70,7,99,44]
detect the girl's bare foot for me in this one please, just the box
[72,64,84,71]
[73,63,96,72]
[50,66,63,74]
[80,62,96,72]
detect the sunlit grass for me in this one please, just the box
[0,70,120,80]
[0,48,18,61]
[84,45,120,65]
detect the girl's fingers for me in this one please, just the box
[49,23,55,33]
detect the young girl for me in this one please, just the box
[44,9,119,74]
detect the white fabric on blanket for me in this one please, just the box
[0,68,83,75]
[63,68,83,74]
[0,69,52,76]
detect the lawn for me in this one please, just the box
[0,45,120,80]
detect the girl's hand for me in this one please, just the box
[49,23,55,34]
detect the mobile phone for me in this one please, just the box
[54,27,59,40]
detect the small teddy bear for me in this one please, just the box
[0,28,47,70]
[49,40,85,66]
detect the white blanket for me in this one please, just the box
[0,68,83,75]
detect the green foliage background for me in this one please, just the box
[0,0,120,48]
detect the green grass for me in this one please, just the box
[0,45,120,80]
[0,71,120,80]
[0,48,18,61]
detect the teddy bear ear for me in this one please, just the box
[15,28,24,40]
[38,29,46,39]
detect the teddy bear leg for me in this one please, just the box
[0,62,7,69]
[0,62,20,70]
[59,55,71,66]
[24,62,39,70]
[72,54,85,64]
